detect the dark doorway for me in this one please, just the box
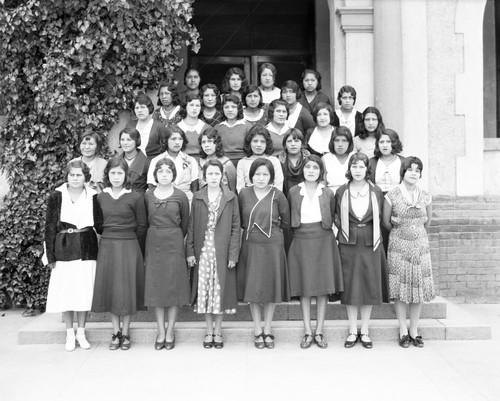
[191,0,315,88]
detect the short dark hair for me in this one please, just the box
[153,157,177,183]
[328,126,354,155]
[79,131,104,155]
[156,81,180,107]
[243,125,274,157]
[119,127,141,148]
[200,83,222,110]
[282,128,305,150]
[267,99,289,122]
[345,153,371,182]
[103,157,131,189]
[281,80,302,100]
[300,154,325,183]
[221,94,244,121]
[242,85,264,108]
[249,157,275,185]
[259,63,277,83]
[337,85,357,105]
[202,158,224,180]
[221,67,249,95]
[358,106,385,140]
[160,125,188,153]
[301,69,322,91]
[400,156,423,181]
[134,92,154,115]
[312,102,334,125]
[179,93,202,119]
[374,128,403,157]
[198,127,224,159]
[66,159,91,183]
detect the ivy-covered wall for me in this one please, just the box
[0,0,200,309]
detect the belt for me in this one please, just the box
[59,227,92,234]
[356,223,367,227]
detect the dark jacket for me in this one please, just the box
[121,151,150,194]
[287,184,336,230]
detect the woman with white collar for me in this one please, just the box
[332,85,363,137]
[287,155,343,349]
[265,99,291,154]
[147,126,199,202]
[176,93,210,157]
[92,157,148,351]
[307,102,336,157]
[152,81,183,127]
[281,80,315,137]
[383,156,434,349]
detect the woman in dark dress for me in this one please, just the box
[118,127,150,194]
[332,85,363,137]
[287,155,343,349]
[335,153,387,349]
[200,84,224,127]
[299,69,332,114]
[152,81,182,127]
[144,158,190,350]
[92,157,147,351]
[186,159,241,349]
[221,67,249,100]
[237,158,290,349]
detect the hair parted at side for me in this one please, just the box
[328,126,354,155]
[66,159,91,183]
[249,157,275,185]
[103,157,131,189]
[156,81,180,107]
[267,99,289,122]
[300,154,325,183]
[134,92,154,115]
[79,130,104,155]
[198,127,224,159]
[400,156,423,181]
[221,94,244,121]
[374,128,403,157]
[202,158,224,180]
[119,126,141,148]
[282,128,304,150]
[345,152,371,182]
[301,68,322,91]
[243,125,274,157]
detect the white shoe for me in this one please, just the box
[76,334,91,350]
[65,335,76,352]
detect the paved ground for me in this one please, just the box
[1,303,499,401]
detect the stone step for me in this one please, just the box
[86,298,448,322]
[18,299,490,345]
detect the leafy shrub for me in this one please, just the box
[0,0,199,310]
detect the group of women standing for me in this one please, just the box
[44,63,435,352]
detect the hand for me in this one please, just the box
[228,261,236,269]
[186,256,196,268]
[47,262,56,270]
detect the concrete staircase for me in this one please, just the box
[18,296,491,345]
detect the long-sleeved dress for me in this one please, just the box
[144,188,191,307]
[91,188,147,315]
[186,186,241,313]
[237,186,290,303]
[335,182,388,305]
[45,184,102,312]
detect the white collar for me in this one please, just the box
[103,187,132,199]
[298,182,325,197]
[266,122,290,135]
[219,119,246,128]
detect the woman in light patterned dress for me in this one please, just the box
[383,156,434,348]
[186,159,241,349]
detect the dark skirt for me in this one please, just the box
[237,227,290,303]
[288,222,343,297]
[339,239,388,306]
[92,237,144,315]
[144,225,191,307]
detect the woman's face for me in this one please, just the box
[80,136,97,158]
[403,163,421,186]
[333,135,349,156]
[185,70,200,90]
[120,133,137,153]
[282,88,297,107]
[364,113,379,133]
[223,101,238,121]
[378,134,393,156]
[205,165,222,188]
[159,87,173,108]
[202,89,217,109]
[67,167,85,190]
[316,108,331,128]
[229,74,242,92]
[250,134,266,156]
[134,102,150,121]
[245,90,261,108]
[260,68,275,89]
[186,99,201,119]
[303,161,321,183]
[109,166,126,189]
[273,105,288,125]
[285,136,302,156]
[156,165,174,186]
[200,135,216,157]
[252,165,271,189]
[168,132,183,154]
[339,92,354,112]
[350,160,368,182]
[303,73,318,93]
